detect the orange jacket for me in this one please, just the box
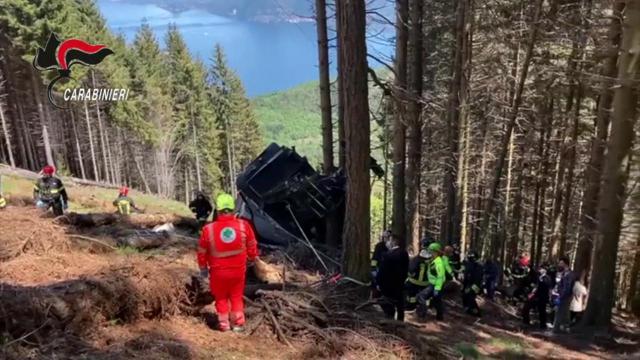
[197,214,258,271]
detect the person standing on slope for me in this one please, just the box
[370,230,391,298]
[189,191,213,232]
[197,193,258,332]
[376,233,409,321]
[416,242,446,321]
[34,165,68,216]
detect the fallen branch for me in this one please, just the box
[261,298,293,348]
[69,234,117,250]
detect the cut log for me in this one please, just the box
[61,212,199,231]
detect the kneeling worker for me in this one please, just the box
[113,186,140,215]
[197,193,258,332]
[376,233,409,321]
[416,242,446,320]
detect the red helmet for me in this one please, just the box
[519,255,531,267]
[42,165,55,176]
[119,186,129,196]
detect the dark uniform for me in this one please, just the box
[484,259,499,300]
[449,248,462,280]
[376,245,409,321]
[405,255,430,310]
[522,267,552,329]
[509,260,532,302]
[34,177,68,216]
[462,254,483,316]
[370,240,388,296]
[189,194,213,230]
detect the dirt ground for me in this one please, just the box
[1,204,638,360]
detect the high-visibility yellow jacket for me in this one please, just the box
[113,195,135,215]
[428,256,446,291]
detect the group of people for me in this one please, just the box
[371,231,485,322]
[519,256,588,332]
[370,231,588,334]
[27,165,257,333]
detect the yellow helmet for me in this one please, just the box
[216,193,235,211]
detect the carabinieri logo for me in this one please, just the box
[33,33,116,108]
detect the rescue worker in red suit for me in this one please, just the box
[197,193,258,332]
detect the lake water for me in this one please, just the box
[97,0,393,97]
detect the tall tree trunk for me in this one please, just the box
[336,3,346,169]
[30,72,54,166]
[339,0,370,281]
[558,87,583,257]
[441,0,467,246]
[0,97,15,168]
[574,1,624,278]
[627,233,640,309]
[317,0,333,173]
[582,0,640,329]
[405,0,424,252]
[191,106,202,191]
[92,71,110,183]
[83,100,99,181]
[69,109,86,180]
[316,0,339,247]
[479,0,543,252]
[391,0,409,246]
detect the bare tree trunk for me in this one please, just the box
[336,3,346,169]
[391,0,409,246]
[479,0,543,251]
[442,0,467,246]
[574,1,624,278]
[191,108,202,191]
[317,0,333,174]
[405,0,424,252]
[30,72,54,167]
[582,0,640,329]
[627,233,640,309]
[0,96,15,168]
[105,126,117,185]
[92,71,110,184]
[339,0,370,281]
[558,87,583,257]
[69,109,86,180]
[316,0,339,247]
[83,100,99,181]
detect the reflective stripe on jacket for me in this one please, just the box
[407,257,429,287]
[197,213,258,270]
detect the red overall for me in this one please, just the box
[197,214,258,330]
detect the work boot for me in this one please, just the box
[231,311,245,333]
[218,313,231,332]
[232,325,245,333]
[416,304,428,319]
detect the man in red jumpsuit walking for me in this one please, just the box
[197,193,258,332]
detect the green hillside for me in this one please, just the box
[253,81,324,166]
[253,71,389,167]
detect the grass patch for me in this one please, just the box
[456,342,481,359]
[116,246,142,256]
[488,337,527,356]
[1,173,190,216]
